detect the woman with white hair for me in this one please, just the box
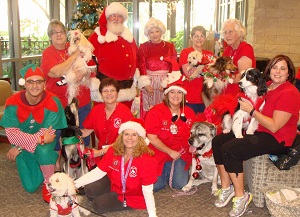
[75,119,158,217]
[221,18,256,96]
[138,17,177,119]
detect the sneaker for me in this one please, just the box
[229,191,252,217]
[42,184,51,203]
[214,185,235,207]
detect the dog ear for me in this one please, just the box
[254,69,268,96]
[66,174,77,196]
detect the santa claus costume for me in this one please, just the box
[137,17,177,119]
[88,2,139,107]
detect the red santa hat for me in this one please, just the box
[160,56,187,95]
[18,64,45,86]
[98,2,128,37]
[118,118,150,145]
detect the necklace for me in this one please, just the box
[56,47,68,62]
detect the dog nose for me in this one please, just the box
[188,138,193,145]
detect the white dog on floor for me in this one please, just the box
[47,172,90,217]
[182,122,219,194]
[61,29,100,104]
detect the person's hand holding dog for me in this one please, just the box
[238,97,253,114]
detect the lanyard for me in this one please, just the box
[121,156,133,207]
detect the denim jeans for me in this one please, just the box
[154,158,189,192]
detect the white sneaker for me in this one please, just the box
[214,185,235,207]
[229,191,252,217]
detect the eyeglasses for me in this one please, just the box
[108,14,124,20]
[52,31,66,36]
[26,80,45,85]
[102,89,117,94]
[222,30,236,36]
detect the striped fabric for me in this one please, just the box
[5,128,55,153]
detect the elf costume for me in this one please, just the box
[0,64,67,200]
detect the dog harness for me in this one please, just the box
[50,195,78,216]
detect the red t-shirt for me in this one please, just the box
[40,44,91,108]
[145,103,196,175]
[222,41,256,96]
[83,103,133,149]
[179,47,215,104]
[257,81,300,147]
[98,147,158,209]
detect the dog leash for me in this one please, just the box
[74,201,107,217]
[168,149,198,197]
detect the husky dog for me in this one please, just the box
[182,122,219,194]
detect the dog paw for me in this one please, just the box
[182,185,192,192]
[223,129,231,134]
[246,130,254,135]
[235,134,244,138]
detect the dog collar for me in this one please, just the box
[62,136,80,145]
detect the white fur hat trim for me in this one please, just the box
[105,2,128,21]
[19,78,25,86]
[119,121,146,138]
[118,121,149,145]
[164,86,187,95]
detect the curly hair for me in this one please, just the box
[263,54,295,83]
[221,18,246,41]
[190,26,207,38]
[112,133,154,158]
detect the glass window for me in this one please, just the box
[0,0,9,59]
[19,0,50,57]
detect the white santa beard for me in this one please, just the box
[107,21,125,35]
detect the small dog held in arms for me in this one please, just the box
[48,172,90,217]
[61,98,89,180]
[202,56,237,107]
[222,68,267,138]
[182,122,219,194]
[59,29,100,104]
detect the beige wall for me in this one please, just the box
[247,0,300,67]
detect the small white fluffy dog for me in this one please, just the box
[182,122,219,194]
[186,51,205,80]
[48,172,90,217]
[63,29,100,104]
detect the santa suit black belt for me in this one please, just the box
[96,71,133,89]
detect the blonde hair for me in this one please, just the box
[113,133,154,158]
[144,17,166,37]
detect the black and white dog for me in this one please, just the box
[182,122,219,194]
[61,98,88,179]
[223,68,267,138]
